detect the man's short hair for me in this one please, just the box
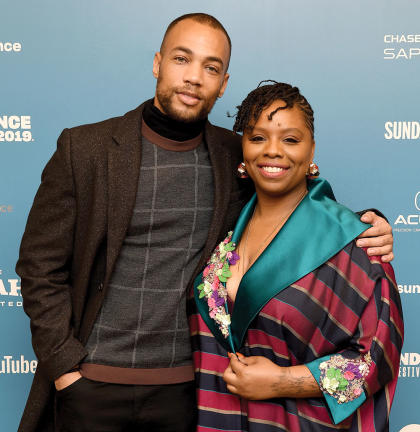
[160,13,232,68]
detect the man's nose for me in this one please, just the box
[183,61,203,86]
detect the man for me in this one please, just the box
[16,13,393,432]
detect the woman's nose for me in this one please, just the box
[264,139,284,158]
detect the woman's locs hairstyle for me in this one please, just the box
[232,81,315,138]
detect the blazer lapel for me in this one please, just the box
[105,103,145,284]
[193,122,233,276]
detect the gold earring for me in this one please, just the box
[237,162,248,178]
[306,162,320,178]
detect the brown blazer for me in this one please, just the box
[16,102,251,432]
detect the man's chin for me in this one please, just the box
[168,106,208,123]
[156,93,212,123]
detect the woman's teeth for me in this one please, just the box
[262,166,284,173]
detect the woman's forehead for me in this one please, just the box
[247,104,307,130]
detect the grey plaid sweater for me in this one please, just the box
[82,121,213,383]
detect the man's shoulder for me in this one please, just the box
[206,122,242,160]
[66,104,143,143]
[208,123,241,144]
[68,114,122,137]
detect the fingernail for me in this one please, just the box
[357,240,365,247]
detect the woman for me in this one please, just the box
[189,82,403,431]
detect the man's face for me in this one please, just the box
[152,19,230,122]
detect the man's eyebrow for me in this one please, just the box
[171,46,193,55]
[171,46,225,67]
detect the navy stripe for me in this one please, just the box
[198,409,243,431]
[274,288,352,345]
[314,264,368,317]
[373,389,389,432]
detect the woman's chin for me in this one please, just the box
[254,181,307,201]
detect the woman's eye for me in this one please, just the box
[284,137,299,143]
[249,136,265,142]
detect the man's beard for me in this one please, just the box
[155,82,218,123]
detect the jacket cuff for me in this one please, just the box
[37,337,87,382]
[306,355,367,424]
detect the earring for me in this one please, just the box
[306,162,320,178]
[237,162,248,178]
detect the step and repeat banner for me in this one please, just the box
[1,0,419,430]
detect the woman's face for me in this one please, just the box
[242,100,315,201]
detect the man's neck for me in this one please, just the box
[142,99,206,141]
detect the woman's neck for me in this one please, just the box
[254,185,308,222]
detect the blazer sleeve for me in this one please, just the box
[306,260,403,424]
[16,128,87,382]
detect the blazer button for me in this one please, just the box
[98,283,104,291]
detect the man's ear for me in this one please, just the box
[152,52,161,79]
[218,73,230,98]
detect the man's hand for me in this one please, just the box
[357,211,394,262]
[54,370,82,391]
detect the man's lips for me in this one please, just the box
[176,91,201,106]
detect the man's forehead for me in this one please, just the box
[161,19,230,54]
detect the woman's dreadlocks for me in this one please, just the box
[232,81,314,138]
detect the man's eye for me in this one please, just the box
[206,65,219,74]
[174,56,187,63]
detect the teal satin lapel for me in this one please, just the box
[231,178,369,349]
[194,178,369,352]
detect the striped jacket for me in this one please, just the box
[189,241,403,431]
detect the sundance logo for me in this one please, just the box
[0,115,33,143]
[394,192,420,232]
[398,284,420,295]
[400,425,420,432]
[0,41,22,53]
[384,121,420,140]
[0,355,37,374]
[399,353,420,379]
[384,34,420,60]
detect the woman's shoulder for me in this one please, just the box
[326,239,395,286]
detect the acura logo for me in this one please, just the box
[415,192,420,211]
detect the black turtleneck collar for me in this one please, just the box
[142,99,207,142]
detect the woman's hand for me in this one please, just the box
[223,353,322,400]
[357,212,393,262]
[223,353,282,400]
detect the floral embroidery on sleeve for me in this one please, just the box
[319,353,372,403]
[197,231,239,338]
